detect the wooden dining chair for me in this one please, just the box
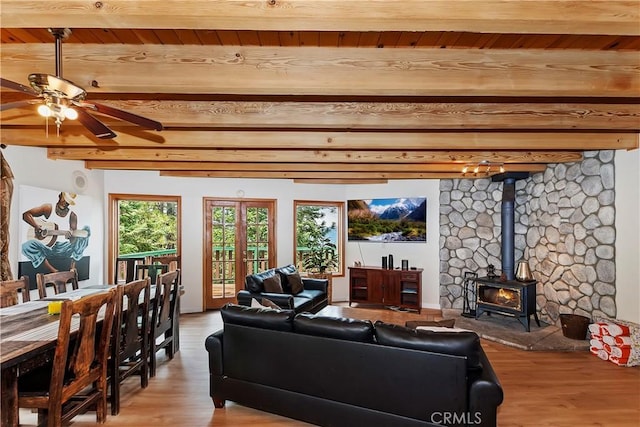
[150,255,182,352]
[0,276,31,307]
[17,287,119,427]
[135,264,168,285]
[36,269,79,299]
[114,256,145,284]
[109,277,151,415]
[149,269,180,377]
[151,255,180,272]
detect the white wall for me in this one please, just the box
[344,182,441,309]
[615,147,640,323]
[4,145,638,321]
[3,145,105,289]
[103,172,351,312]
[102,173,440,312]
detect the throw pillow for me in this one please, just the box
[287,272,304,294]
[261,298,281,310]
[263,274,283,293]
[250,298,265,309]
[414,326,471,333]
[592,315,640,367]
[405,319,456,329]
[250,297,281,310]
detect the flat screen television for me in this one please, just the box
[347,197,426,242]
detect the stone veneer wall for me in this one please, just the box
[439,151,616,326]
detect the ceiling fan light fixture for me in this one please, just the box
[64,107,78,120]
[37,104,52,117]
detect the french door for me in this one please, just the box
[203,198,276,310]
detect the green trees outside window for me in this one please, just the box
[294,201,344,276]
[118,200,178,255]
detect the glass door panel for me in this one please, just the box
[245,206,270,275]
[204,199,275,310]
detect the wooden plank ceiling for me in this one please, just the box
[1,0,639,183]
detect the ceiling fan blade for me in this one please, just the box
[82,101,163,131]
[76,109,117,139]
[1,78,39,97]
[1,99,40,112]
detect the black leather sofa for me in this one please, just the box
[205,304,504,427]
[236,264,328,314]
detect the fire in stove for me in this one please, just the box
[478,286,521,311]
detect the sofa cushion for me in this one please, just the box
[221,303,294,332]
[287,272,305,294]
[374,321,482,371]
[294,313,375,343]
[275,264,298,293]
[291,296,317,313]
[245,269,277,293]
[295,289,324,301]
[263,274,284,293]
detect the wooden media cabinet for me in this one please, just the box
[348,266,422,313]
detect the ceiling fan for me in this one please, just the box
[0,28,163,139]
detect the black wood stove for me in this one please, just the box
[475,276,540,332]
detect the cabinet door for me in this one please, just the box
[367,269,384,303]
[350,268,369,302]
[383,272,401,306]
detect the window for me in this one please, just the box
[294,201,344,276]
[109,194,180,284]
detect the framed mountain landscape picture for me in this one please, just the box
[347,197,427,242]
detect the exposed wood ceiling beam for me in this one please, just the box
[2,100,639,130]
[2,1,638,35]
[293,179,389,185]
[2,44,638,97]
[159,170,526,179]
[48,147,583,163]
[4,129,636,151]
[84,161,547,173]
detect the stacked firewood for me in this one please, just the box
[589,319,639,367]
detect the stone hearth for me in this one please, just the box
[442,309,589,351]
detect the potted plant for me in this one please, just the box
[302,236,338,274]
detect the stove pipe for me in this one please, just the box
[492,172,529,281]
[501,178,516,280]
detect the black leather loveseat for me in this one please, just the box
[205,304,503,427]
[236,264,328,314]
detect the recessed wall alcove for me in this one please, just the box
[439,151,617,326]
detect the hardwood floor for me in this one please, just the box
[19,306,640,426]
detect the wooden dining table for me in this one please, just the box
[0,285,128,427]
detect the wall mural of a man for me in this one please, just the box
[0,150,14,281]
[21,191,90,273]
[19,186,93,283]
